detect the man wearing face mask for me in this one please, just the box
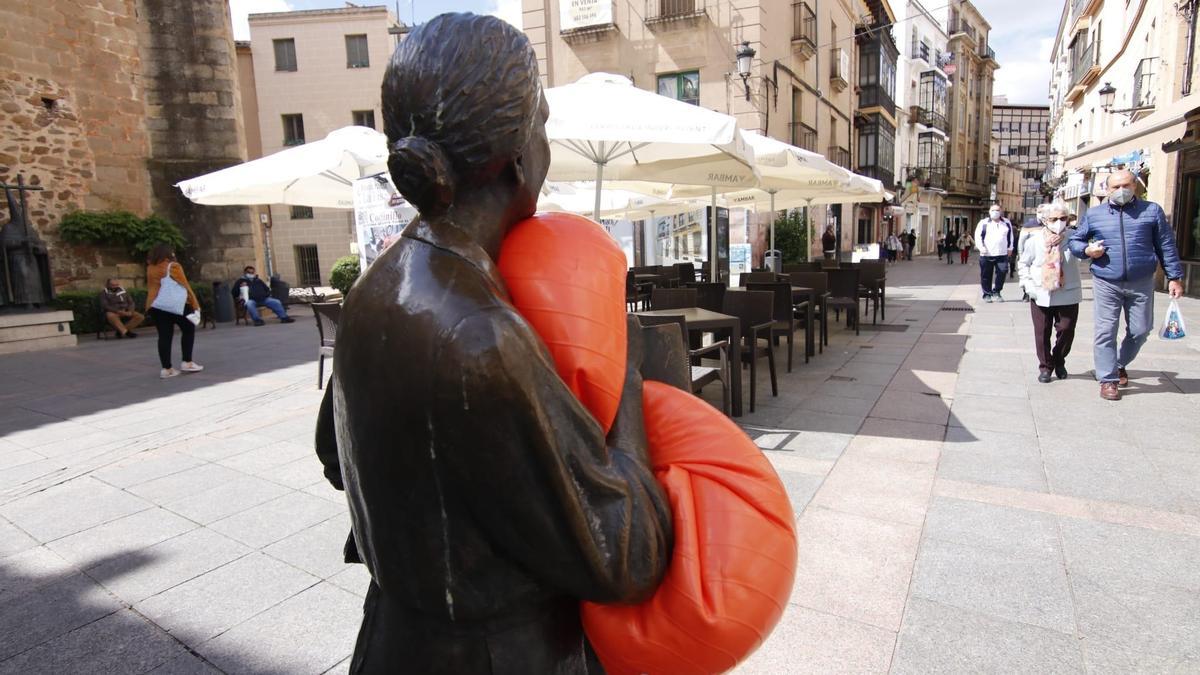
[1069,169,1184,401]
[232,266,295,326]
[974,205,1014,302]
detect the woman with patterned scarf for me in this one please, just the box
[1018,202,1083,383]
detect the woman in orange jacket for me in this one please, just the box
[145,243,203,378]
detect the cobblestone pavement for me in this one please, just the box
[1,256,1198,673]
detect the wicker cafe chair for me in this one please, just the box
[787,272,830,352]
[626,270,651,311]
[722,290,777,413]
[747,281,810,371]
[311,302,341,389]
[650,287,697,310]
[825,268,861,336]
[637,313,731,415]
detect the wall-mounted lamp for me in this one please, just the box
[736,41,756,101]
[1098,81,1154,118]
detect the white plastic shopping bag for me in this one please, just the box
[1160,300,1187,340]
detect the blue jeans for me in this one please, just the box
[979,255,1008,295]
[245,297,288,322]
[1092,276,1154,383]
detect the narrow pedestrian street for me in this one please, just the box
[1,254,1197,673]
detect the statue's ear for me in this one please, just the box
[508,155,527,190]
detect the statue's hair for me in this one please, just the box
[382,14,541,216]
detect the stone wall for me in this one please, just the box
[0,0,254,293]
[137,0,253,284]
[0,0,153,288]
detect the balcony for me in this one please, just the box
[645,0,707,30]
[980,44,995,61]
[828,145,852,169]
[948,19,977,43]
[910,42,930,62]
[1133,57,1157,109]
[859,84,895,117]
[1072,0,1102,21]
[910,105,948,133]
[1065,40,1100,102]
[858,164,894,190]
[830,47,850,92]
[908,167,947,191]
[790,122,817,153]
[791,2,816,60]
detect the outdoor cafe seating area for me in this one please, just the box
[627,259,888,418]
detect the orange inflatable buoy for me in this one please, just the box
[498,212,628,434]
[499,211,797,674]
[582,380,797,675]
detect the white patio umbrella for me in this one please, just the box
[537,181,678,218]
[545,73,758,280]
[176,126,388,209]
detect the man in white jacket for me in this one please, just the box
[975,205,1014,302]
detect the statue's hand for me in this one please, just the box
[606,316,649,460]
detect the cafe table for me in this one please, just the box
[633,307,743,417]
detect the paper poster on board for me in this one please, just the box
[559,0,612,30]
[353,174,417,270]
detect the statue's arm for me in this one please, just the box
[314,379,343,490]
[436,308,673,604]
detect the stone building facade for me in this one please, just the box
[0,0,252,291]
[521,0,884,261]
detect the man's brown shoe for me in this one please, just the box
[1100,382,1121,401]
[1118,368,1129,387]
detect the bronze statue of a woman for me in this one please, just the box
[315,13,672,673]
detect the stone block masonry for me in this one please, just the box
[0,1,255,293]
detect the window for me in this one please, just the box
[917,132,946,171]
[295,244,321,286]
[657,71,699,105]
[282,114,305,146]
[352,109,376,129]
[273,38,297,72]
[345,34,369,68]
[290,205,313,219]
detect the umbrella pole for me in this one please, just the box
[769,189,776,268]
[593,141,605,222]
[804,200,811,263]
[710,186,718,283]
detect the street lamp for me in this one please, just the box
[1098,82,1116,110]
[736,41,756,101]
[1098,81,1154,117]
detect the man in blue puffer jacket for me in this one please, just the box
[1068,170,1184,401]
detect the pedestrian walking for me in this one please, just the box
[936,232,945,260]
[905,229,917,260]
[1068,169,1184,401]
[885,232,902,264]
[145,243,203,379]
[974,205,1013,301]
[945,230,957,264]
[1017,204,1049,302]
[958,231,974,265]
[1018,202,1082,383]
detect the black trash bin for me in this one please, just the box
[212,281,234,323]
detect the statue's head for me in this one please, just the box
[382,13,548,223]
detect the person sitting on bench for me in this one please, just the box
[99,278,144,338]
[232,266,295,326]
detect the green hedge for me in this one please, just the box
[58,210,187,259]
[54,284,215,335]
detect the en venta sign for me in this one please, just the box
[559,0,612,30]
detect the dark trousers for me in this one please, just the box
[149,308,195,369]
[1029,302,1079,371]
[979,255,1008,295]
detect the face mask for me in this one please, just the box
[1109,187,1134,206]
[1045,220,1066,234]
[245,273,256,280]
[989,211,1001,220]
